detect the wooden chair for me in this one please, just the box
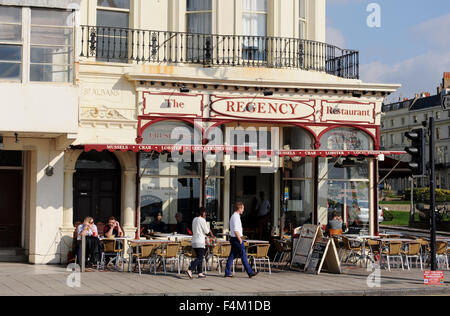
[402,242,423,270]
[247,244,271,274]
[181,240,207,274]
[381,241,404,271]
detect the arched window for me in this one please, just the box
[320,127,373,151]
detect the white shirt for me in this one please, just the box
[191,217,210,248]
[257,200,271,217]
[229,212,243,238]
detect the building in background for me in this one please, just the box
[0,0,399,264]
[0,0,80,263]
[381,72,450,193]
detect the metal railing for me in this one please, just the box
[80,26,359,79]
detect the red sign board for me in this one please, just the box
[424,271,445,285]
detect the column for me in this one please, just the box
[122,169,137,237]
[60,168,76,264]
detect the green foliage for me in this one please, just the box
[404,188,450,203]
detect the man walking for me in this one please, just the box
[225,202,258,278]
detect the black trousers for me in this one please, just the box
[77,236,101,266]
[189,248,206,274]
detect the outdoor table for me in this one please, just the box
[127,239,172,273]
[343,235,380,267]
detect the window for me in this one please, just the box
[413,116,418,123]
[320,128,373,151]
[96,0,130,62]
[390,134,394,146]
[186,0,212,34]
[30,9,74,82]
[390,120,394,127]
[318,157,370,231]
[0,6,22,80]
[436,111,441,120]
[242,0,267,61]
[298,0,307,39]
[424,113,428,121]
[0,6,74,83]
[401,117,405,125]
[186,0,212,61]
[436,128,441,140]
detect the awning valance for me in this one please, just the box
[84,145,406,158]
[83,144,253,154]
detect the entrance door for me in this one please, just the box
[73,151,121,225]
[230,167,274,239]
[0,170,23,247]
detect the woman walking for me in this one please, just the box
[186,207,214,279]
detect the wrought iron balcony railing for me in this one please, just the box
[81,26,359,80]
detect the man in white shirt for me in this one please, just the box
[225,202,258,278]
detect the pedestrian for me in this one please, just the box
[224,202,258,279]
[186,207,214,279]
[256,191,271,240]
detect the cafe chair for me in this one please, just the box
[247,244,271,274]
[273,239,291,269]
[156,242,181,275]
[181,240,207,274]
[381,241,404,271]
[136,243,158,275]
[366,239,381,265]
[401,242,423,270]
[341,236,362,264]
[436,241,449,270]
[329,229,343,237]
[209,243,231,274]
[100,239,124,271]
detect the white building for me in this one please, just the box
[381,73,450,192]
[0,0,399,264]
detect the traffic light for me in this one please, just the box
[404,128,426,176]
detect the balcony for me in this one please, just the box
[80,26,359,80]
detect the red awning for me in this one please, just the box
[84,145,406,158]
[257,150,406,158]
[84,144,253,154]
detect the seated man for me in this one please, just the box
[149,212,168,233]
[104,216,123,238]
[175,213,189,235]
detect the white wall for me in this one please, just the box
[0,84,79,134]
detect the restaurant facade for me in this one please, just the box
[0,0,401,264]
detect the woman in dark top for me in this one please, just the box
[149,212,168,233]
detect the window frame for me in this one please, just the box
[0,6,23,82]
[0,6,75,84]
[297,0,307,40]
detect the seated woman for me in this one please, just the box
[76,216,101,268]
[328,211,344,236]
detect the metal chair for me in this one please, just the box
[100,239,124,271]
[156,242,181,275]
[136,243,158,275]
[381,241,404,271]
[402,242,423,270]
[247,244,271,274]
[436,241,449,270]
[341,236,362,264]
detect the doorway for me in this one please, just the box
[73,151,121,226]
[230,167,274,239]
[0,170,23,248]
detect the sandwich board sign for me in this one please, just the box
[305,236,342,275]
[290,224,321,271]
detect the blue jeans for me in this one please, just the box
[225,237,254,276]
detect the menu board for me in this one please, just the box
[305,237,330,274]
[306,237,341,275]
[290,224,320,271]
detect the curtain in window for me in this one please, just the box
[242,0,267,61]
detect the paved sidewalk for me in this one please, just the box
[0,263,449,296]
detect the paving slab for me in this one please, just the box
[0,263,448,296]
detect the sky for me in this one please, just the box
[326,0,450,103]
